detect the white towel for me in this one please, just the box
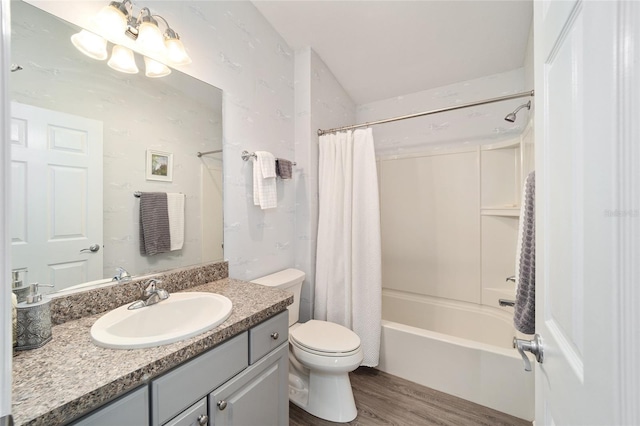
[253,151,277,209]
[167,193,185,251]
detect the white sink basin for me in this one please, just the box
[91,292,232,349]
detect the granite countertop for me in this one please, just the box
[12,278,293,426]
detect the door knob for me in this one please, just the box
[513,334,543,372]
[217,400,227,410]
[80,244,100,253]
[197,414,208,425]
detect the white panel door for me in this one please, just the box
[10,102,103,291]
[534,1,639,424]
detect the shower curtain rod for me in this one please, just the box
[317,89,534,136]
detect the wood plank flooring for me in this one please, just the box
[289,367,532,426]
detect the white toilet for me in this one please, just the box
[251,268,363,423]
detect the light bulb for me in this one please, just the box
[70,30,108,60]
[144,56,171,78]
[107,45,139,74]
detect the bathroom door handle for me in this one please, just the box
[513,334,544,372]
[80,244,100,253]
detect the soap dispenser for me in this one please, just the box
[11,270,30,303]
[15,283,54,351]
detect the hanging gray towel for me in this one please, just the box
[514,171,535,334]
[276,158,293,179]
[139,192,171,256]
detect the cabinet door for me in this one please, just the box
[72,386,148,426]
[164,398,208,426]
[210,343,288,426]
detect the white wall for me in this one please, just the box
[357,68,528,156]
[27,0,297,280]
[294,48,356,321]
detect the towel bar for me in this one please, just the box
[133,191,183,198]
[241,150,296,166]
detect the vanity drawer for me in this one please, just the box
[249,310,289,364]
[151,332,248,425]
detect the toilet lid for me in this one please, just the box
[290,320,361,354]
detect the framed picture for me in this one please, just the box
[146,150,173,182]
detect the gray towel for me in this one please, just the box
[139,192,171,256]
[275,158,292,179]
[514,171,535,334]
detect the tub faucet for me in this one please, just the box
[128,279,169,310]
[113,267,132,283]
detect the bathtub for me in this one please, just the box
[378,290,534,421]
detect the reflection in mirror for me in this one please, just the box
[10,1,223,294]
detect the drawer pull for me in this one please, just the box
[217,400,227,410]
[270,332,279,340]
[197,414,208,425]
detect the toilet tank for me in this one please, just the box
[251,268,305,326]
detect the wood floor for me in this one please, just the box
[289,367,532,426]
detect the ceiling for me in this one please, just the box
[253,1,533,105]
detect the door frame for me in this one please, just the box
[609,2,640,422]
[1,0,12,418]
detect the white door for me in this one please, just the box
[534,1,640,425]
[10,102,103,292]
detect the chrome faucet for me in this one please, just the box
[112,266,132,283]
[128,279,170,310]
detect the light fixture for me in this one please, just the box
[70,0,190,78]
[108,45,139,74]
[70,30,108,60]
[144,56,171,78]
[94,1,131,39]
[136,9,164,53]
[163,28,192,65]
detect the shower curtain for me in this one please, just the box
[315,128,382,367]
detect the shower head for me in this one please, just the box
[504,100,531,122]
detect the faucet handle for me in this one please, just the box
[156,288,170,301]
[143,279,163,296]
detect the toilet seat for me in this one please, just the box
[290,320,361,357]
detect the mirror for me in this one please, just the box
[9,1,223,294]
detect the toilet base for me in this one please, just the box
[289,363,358,423]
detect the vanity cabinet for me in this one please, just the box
[68,311,289,426]
[157,310,290,426]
